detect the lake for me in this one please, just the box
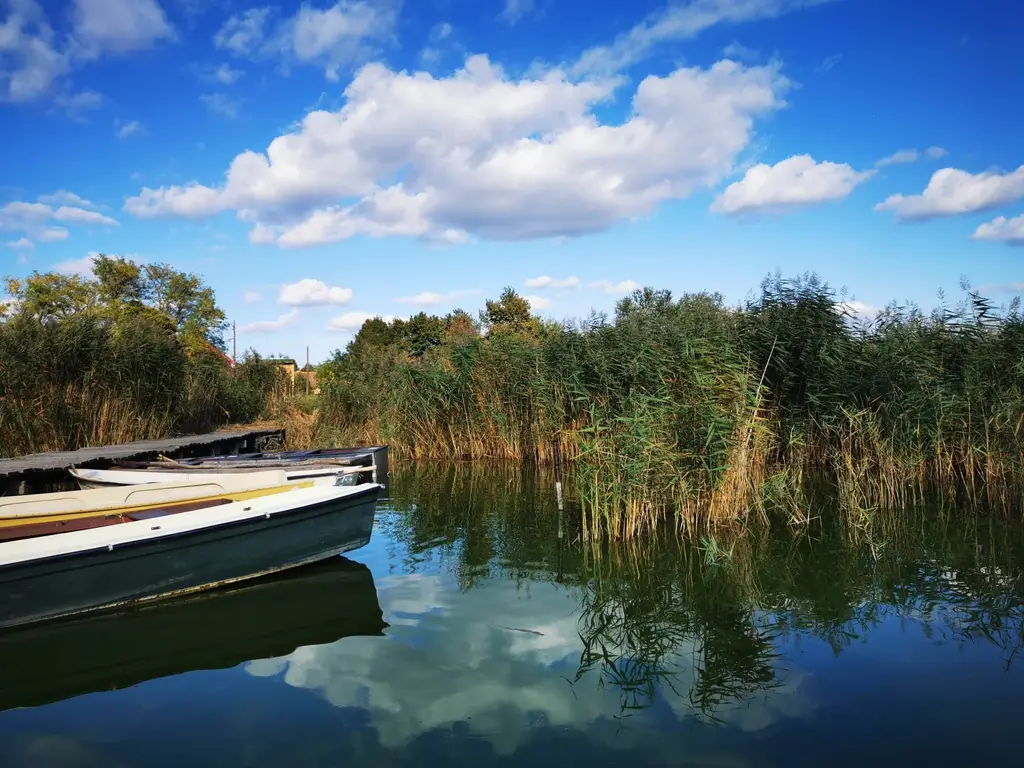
[2,463,1023,767]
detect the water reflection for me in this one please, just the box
[0,556,385,712]
[3,463,1024,767]
[245,465,1024,757]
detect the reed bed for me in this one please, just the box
[318,275,1024,538]
[0,264,287,458]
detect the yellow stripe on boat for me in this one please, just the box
[0,482,315,528]
[0,471,317,525]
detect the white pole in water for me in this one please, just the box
[553,439,564,540]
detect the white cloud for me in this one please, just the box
[198,62,245,85]
[876,149,918,167]
[214,1,399,81]
[972,214,1024,246]
[72,0,174,57]
[53,206,119,225]
[874,165,1024,221]
[37,190,98,209]
[525,275,580,290]
[569,0,830,77]
[432,228,468,245]
[53,255,97,276]
[711,155,875,215]
[243,572,812,753]
[393,289,477,306]
[523,294,551,309]
[200,92,243,118]
[876,146,948,167]
[0,195,116,239]
[1,0,174,104]
[115,119,145,138]
[0,0,68,102]
[53,88,103,117]
[419,21,453,65]
[5,237,34,250]
[429,22,452,42]
[213,7,270,55]
[818,53,841,72]
[125,184,222,218]
[590,279,641,295]
[244,290,263,303]
[279,278,353,306]
[722,41,758,60]
[976,282,1024,294]
[124,55,787,247]
[326,310,394,332]
[239,309,298,333]
[499,0,534,25]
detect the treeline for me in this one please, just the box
[317,275,1024,536]
[0,256,283,457]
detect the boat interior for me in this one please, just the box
[0,480,312,530]
[0,496,235,543]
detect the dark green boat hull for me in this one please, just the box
[0,485,380,630]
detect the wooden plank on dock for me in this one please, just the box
[0,429,284,480]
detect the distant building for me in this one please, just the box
[296,365,318,394]
[265,358,297,383]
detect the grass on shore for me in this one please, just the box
[314,274,1024,538]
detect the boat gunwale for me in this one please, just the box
[0,483,381,570]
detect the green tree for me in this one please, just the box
[401,312,446,357]
[93,255,146,305]
[481,287,540,337]
[2,273,97,319]
[142,263,227,348]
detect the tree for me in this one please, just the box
[401,312,446,357]
[481,287,541,337]
[615,287,674,322]
[345,316,402,359]
[142,263,227,348]
[2,273,96,319]
[2,256,228,349]
[93,255,146,305]
[443,308,481,344]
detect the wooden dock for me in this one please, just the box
[0,429,284,492]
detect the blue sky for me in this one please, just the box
[1,0,1022,361]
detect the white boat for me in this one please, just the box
[0,469,333,521]
[0,480,382,630]
[69,464,371,490]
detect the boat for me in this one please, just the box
[0,470,342,528]
[103,444,391,499]
[0,479,381,630]
[69,463,372,490]
[0,556,386,712]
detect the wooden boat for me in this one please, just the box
[0,470,336,529]
[124,445,391,485]
[0,480,381,630]
[168,445,388,465]
[69,463,372,490]
[0,556,386,712]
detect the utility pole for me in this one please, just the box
[232,321,237,366]
[305,345,310,394]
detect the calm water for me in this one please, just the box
[2,465,1024,767]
